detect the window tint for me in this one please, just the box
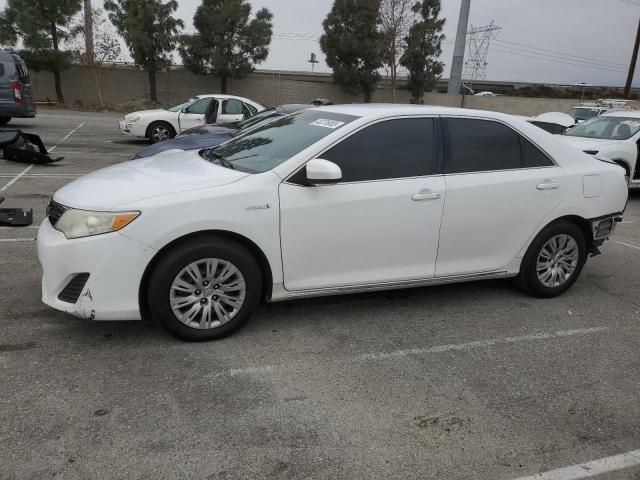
[521,137,554,168]
[184,98,211,115]
[223,99,244,115]
[244,103,258,115]
[445,118,522,173]
[0,63,5,78]
[320,118,435,182]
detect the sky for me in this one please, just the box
[2,0,639,87]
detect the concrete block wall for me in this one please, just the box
[31,64,578,117]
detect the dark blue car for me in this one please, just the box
[132,104,311,160]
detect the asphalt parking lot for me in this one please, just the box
[1,108,639,480]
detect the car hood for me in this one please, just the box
[53,149,248,210]
[132,130,236,159]
[557,135,621,151]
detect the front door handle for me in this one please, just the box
[412,191,442,201]
[537,181,559,191]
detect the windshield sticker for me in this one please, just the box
[310,119,345,129]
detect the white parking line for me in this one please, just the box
[0,174,83,178]
[48,122,85,152]
[512,449,640,480]
[0,123,85,193]
[0,238,35,242]
[215,327,607,378]
[616,241,640,251]
[0,165,33,192]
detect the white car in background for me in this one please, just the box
[39,105,627,341]
[119,94,264,143]
[561,110,640,186]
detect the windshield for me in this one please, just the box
[570,108,600,122]
[166,98,196,112]
[565,116,640,140]
[203,110,357,173]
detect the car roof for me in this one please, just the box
[600,109,640,118]
[309,103,516,121]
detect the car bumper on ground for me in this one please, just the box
[37,219,157,321]
[118,120,147,138]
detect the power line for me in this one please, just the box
[492,46,631,75]
[494,38,627,68]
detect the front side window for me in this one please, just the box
[565,116,640,140]
[205,110,357,173]
[320,118,435,182]
[184,98,212,115]
[166,98,197,112]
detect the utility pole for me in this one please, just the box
[83,0,94,64]
[624,18,640,99]
[447,0,471,95]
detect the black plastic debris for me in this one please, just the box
[0,196,33,226]
[0,129,63,164]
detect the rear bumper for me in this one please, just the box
[0,103,36,118]
[37,219,157,321]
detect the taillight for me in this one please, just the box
[11,81,21,103]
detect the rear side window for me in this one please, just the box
[321,118,435,182]
[445,118,553,173]
[11,55,29,83]
[223,99,244,115]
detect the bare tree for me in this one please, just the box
[379,0,415,102]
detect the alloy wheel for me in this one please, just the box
[169,258,246,330]
[151,125,170,142]
[535,234,579,288]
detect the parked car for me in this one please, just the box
[39,105,627,341]
[560,110,640,186]
[529,112,576,135]
[119,94,264,144]
[0,51,36,124]
[474,91,498,97]
[132,104,311,159]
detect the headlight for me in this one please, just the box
[54,209,140,239]
[127,115,141,123]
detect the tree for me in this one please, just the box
[104,0,183,102]
[179,0,273,95]
[321,0,384,103]
[400,0,445,104]
[0,0,82,103]
[379,0,415,102]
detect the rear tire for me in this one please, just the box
[517,220,587,298]
[147,121,175,144]
[0,117,11,126]
[147,237,262,341]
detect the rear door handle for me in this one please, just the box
[537,182,559,190]
[412,191,442,201]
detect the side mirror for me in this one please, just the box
[306,159,342,185]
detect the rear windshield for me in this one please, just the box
[565,116,640,140]
[11,55,29,83]
[203,110,357,173]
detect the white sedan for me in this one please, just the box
[118,94,264,143]
[39,105,628,341]
[561,110,640,186]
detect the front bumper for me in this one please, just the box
[118,120,146,138]
[37,219,157,321]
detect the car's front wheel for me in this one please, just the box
[147,237,262,341]
[517,220,587,297]
[147,121,175,144]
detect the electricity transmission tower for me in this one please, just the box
[463,21,502,89]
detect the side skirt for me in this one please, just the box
[269,270,516,302]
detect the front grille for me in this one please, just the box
[46,200,68,226]
[58,273,90,304]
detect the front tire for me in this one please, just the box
[147,121,175,144]
[517,220,587,298]
[147,237,262,341]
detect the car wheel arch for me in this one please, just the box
[610,159,631,180]
[138,230,274,323]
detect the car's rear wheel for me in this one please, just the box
[0,117,11,126]
[517,220,587,297]
[147,237,262,341]
[147,121,175,144]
